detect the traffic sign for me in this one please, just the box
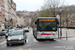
[56,15,60,19]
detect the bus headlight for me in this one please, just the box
[37,33,40,35]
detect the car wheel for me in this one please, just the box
[25,40,26,43]
[22,40,25,45]
[50,39,55,41]
[7,44,9,46]
[5,36,8,39]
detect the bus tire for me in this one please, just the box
[36,39,41,41]
[50,39,54,41]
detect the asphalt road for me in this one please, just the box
[0,28,75,50]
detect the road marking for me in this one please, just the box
[27,39,28,42]
[0,41,6,45]
[28,48,32,50]
[33,39,38,42]
[16,48,24,50]
[26,45,31,47]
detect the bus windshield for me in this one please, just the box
[38,21,57,31]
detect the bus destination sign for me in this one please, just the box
[39,19,55,22]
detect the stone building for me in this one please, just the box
[0,0,5,31]
[8,0,17,28]
[0,0,17,30]
[17,13,25,27]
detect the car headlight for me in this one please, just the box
[6,33,8,35]
[19,38,22,40]
[8,38,11,41]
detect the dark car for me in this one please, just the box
[0,31,6,36]
[6,30,27,46]
[2,29,8,32]
[0,29,8,36]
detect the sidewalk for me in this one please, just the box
[0,36,5,39]
[58,28,75,40]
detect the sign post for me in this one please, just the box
[56,15,60,19]
[56,15,60,38]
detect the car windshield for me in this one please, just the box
[9,30,13,32]
[9,31,23,36]
[38,21,57,31]
[4,29,8,31]
[15,28,19,30]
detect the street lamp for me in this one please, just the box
[59,9,63,39]
[59,12,62,38]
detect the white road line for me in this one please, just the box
[27,39,28,42]
[28,48,32,50]
[26,45,31,47]
[0,41,6,45]
[33,39,38,42]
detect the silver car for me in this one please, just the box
[6,30,27,46]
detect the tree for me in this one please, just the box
[39,9,52,17]
[61,7,73,27]
[30,13,39,27]
[39,0,64,17]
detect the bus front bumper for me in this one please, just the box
[37,35,58,39]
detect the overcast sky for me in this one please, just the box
[13,0,75,11]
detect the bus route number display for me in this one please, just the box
[39,19,55,22]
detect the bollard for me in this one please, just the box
[66,31,67,40]
[58,28,59,38]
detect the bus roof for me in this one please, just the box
[38,17,57,19]
[34,17,59,25]
[35,17,58,22]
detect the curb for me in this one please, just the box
[58,36,75,38]
[0,36,5,39]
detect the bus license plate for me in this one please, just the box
[46,37,50,38]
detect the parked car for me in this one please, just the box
[5,29,14,39]
[0,29,8,36]
[23,27,29,32]
[0,31,6,36]
[14,28,19,30]
[13,27,16,29]
[6,30,27,46]
[2,29,8,33]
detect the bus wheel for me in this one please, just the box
[50,39,54,41]
[36,39,41,41]
[36,39,45,41]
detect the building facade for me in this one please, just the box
[8,0,17,28]
[0,0,17,30]
[0,0,5,31]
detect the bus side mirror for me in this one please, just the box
[56,19,59,24]
[57,21,59,24]
[35,21,37,24]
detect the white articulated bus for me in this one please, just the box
[33,17,59,41]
